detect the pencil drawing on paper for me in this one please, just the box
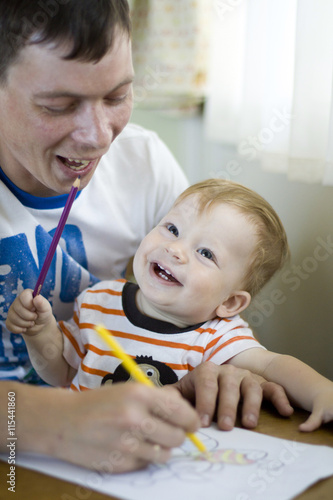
[108,430,277,487]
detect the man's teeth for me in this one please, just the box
[63,158,91,169]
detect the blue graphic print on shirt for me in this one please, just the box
[0,224,99,380]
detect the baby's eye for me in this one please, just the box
[197,248,214,260]
[166,224,179,237]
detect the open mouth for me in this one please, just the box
[153,263,181,284]
[57,156,92,171]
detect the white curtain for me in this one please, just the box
[204,0,333,185]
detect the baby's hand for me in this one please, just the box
[299,387,333,432]
[6,289,52,336]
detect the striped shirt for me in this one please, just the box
[60,280,263,391]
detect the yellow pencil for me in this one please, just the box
[95,324,207,453]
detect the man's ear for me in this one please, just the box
[215,291,251,318]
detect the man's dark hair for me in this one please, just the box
[0,0,131,83]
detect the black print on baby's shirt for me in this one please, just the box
[101,355,178,387]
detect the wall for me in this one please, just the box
[131,109,333,380]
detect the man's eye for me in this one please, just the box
[197,248,214,260]
[106,93,129,105]
[166,224,179,236]
[43,103,76,114]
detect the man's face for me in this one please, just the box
[0,32,134,196]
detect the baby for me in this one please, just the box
[6,179,333,431]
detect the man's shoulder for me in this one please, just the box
[102,122,180,172]
[115,122,159,143]
[98,122,187,192]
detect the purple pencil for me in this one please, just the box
[33,177,81,297]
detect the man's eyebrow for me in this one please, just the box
[34,76,134,98]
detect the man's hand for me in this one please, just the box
[174,362,293,430]
[4,381,200,473]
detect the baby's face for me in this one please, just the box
[133,196,257,326]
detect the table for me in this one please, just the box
[1,405,333,500]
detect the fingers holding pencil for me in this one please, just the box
[95,325,205,453]
[75,382,198,472]
[117,383,200,460]
[149,383,201,441]
[6,288,54,336]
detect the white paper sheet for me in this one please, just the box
[2,426,333,500]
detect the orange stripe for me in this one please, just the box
[80,322,99,330]
[110,329,205,353]
[206,333,257,351]
[77,323,205,354]
[204,326,250,351]
[81,344,195,373]
[206,335,259,361]
[168,362,198,372]
[81,303,125,316]
[84,343,116,356]
[196,321,243,335]
[166,361,193,371]
[73,310,79,328]
[60,321,85,359]
[80,362,110,377]
[86,288,123,296]
[195,327,217,335]
[78,384,90,391]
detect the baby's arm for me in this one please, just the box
[6,289,75,386]
[229,348,333,431]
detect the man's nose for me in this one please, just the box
[72,102,113,150]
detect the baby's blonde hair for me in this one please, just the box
[174,178,290,297]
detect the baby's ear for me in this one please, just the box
[215,291,251,318]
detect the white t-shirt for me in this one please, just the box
[61,280,264,391]
[0,123,188,381]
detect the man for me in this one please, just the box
[0,0,291,472]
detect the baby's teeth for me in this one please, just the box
[159,265,171,275]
